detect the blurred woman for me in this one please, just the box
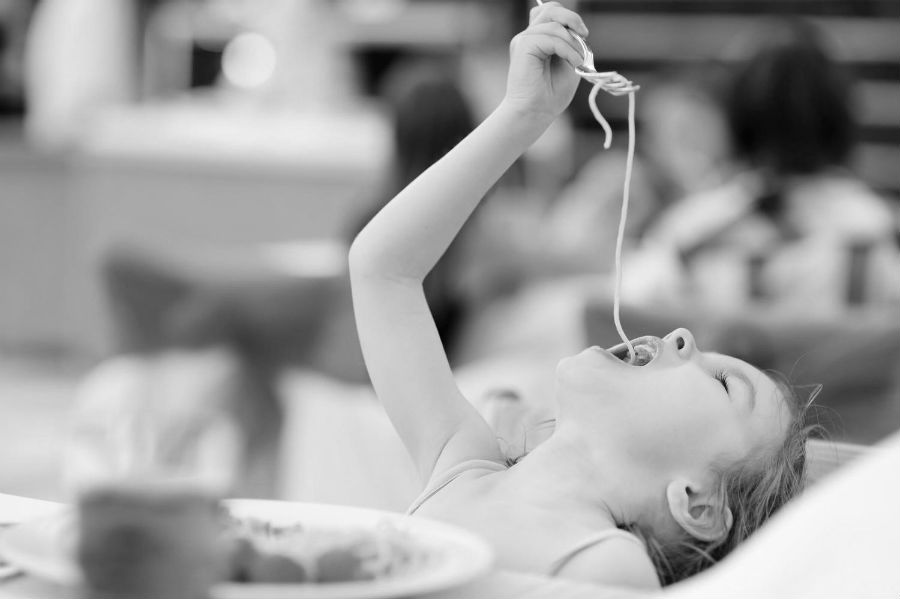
[628,18,900,314]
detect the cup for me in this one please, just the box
[76,482,224,599]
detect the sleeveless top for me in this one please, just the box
[406,459,646,577]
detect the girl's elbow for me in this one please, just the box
[348,234,375,277]
[348,234,420,284]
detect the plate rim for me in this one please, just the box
[0,498,495,599]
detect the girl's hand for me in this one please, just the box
[503,2,588,123]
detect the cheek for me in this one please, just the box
[665,409,747,466]
[624,415,739,473]
[624,390,742,460]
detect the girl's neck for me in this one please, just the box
[501,430,645,528]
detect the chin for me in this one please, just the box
[556,352,599,384]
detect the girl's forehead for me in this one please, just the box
[725,358,793,443]
[706,351,788,416]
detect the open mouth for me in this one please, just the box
[606,336,661,366]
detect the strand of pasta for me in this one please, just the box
[532,0,639,361]
[578,71,639,362]
[611,91,637,363]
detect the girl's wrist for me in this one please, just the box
[493,100,557,146]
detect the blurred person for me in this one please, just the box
[0,0,33,113]
[446,65,732,290]
[541,66,734,273]
[594,18,900,444]
[349,3,812,587]
[438,66,734,366]
[101,60,479,372]
[99,243,342,498]
[23,0,137,148]
[90,61,479,498]
[346,61,479,358]
[625,17,900,315]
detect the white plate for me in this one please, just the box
[0,499,494,599]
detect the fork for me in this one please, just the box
[534,0,639,95]
[568,31,639,96]
[533,0,638,147]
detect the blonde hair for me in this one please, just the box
[624,376,820,585]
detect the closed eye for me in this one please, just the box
[714,370,730,394]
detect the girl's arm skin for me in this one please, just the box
[349,2,588,482]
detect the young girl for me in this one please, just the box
[349,3,810,588]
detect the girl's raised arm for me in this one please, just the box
[349,3,587,482]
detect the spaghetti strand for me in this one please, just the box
[582,75,638,362]
[611,91,637,363]
[533,0,638,362]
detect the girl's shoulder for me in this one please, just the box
[407,458,508,516]
[552,527,659,588]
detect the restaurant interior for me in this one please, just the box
[0,0,898,596]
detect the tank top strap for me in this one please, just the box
[406,459,507,515]
[549,528,646,577]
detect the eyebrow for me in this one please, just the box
[731,370,758,412]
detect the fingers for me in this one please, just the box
[529,2,589,38]
[518,22,585,69]
[514,23,585,70]
[524,2,589,67]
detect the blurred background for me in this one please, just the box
[1,0,898,504]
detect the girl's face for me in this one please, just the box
[555,329,791,474]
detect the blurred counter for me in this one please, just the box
[1,102,390,357]
[0,122,68,355]
[78,100,390,174]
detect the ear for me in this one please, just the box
[666,479,733,542]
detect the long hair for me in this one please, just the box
[625,377,822,585]
[348,62,477,239]
[726,18,856,178]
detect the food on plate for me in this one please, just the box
[221,512,434,584]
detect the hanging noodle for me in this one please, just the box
[586,82,637,363]
[534,0,639,362]
[611,91,637,364]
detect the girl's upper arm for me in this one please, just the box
[350,266,505,482]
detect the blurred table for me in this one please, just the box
[2,100,393,357]
[64,100,390,357]
[0,493,648,599]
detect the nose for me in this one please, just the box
[666,328,698,360]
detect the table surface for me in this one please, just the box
[0,493,648,599]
